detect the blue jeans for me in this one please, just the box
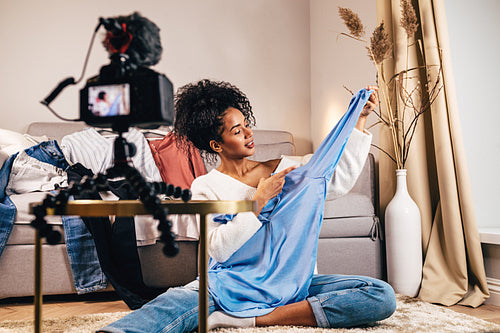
[0,140,69,257]
[0,140,107,293]
[62,215,108,293]
[0,140,69,202]
[99,274,396,332]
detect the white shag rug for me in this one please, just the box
[1,295,499,333]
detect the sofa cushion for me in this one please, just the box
[323,154,375,218]
[0,244,76,298]
[320,216,380,239]
[317,237,384,279]
[138,240,198,288]
[8,192,64,245]
[7,223,65,245]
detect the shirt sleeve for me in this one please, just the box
[276,128,372,200]
[190,176,262,263]
[327,128,372,199]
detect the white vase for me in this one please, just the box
[384,169,422,297]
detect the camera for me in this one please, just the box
[42,13,174,133]
[80,15,174,132]
[36,13,184,259]
[80,55,174,132]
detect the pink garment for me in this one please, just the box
[148,133,206,188]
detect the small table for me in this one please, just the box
[30,199,256,333]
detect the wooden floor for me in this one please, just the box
[1,292,500,325]
[0,292,130,321]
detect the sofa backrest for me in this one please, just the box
[26,122,296,171]
[26,121,88,142]
[203,130,296,171]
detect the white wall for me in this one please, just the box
[444,0,500,229]
[310,0,378,150]
[0,0,311,154]
[5,0,491,226]
[312,0,500,231]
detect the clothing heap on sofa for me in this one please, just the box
[0,127,205,308]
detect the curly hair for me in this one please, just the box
[173,79,256,162]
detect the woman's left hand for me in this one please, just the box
[361,85,379,117]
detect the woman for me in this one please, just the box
[100,80,396,333]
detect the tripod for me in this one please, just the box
[31,130,191,257]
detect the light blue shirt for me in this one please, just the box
[208,89,373,317]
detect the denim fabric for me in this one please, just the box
[0,141,68,201]
[306,274,396,328]
[62,215,108,293]
[0,140,106,293]
[0,196,17,257]
[0,153,18,201]
[100,280,217,333]
[99,275,396,332]
[0,152,17,257]
[6,151,67,195]
[23,140,69,170]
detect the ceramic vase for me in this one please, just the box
[384,169,422,297]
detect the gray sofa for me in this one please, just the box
[0,122,384,300]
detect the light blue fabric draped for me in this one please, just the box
[208,88,373,317]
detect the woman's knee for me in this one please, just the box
[308,276,397,328]
[373,280,397,320]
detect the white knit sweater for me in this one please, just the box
[191,128,372,263]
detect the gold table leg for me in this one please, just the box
[29,200,256,333]
[34,230,42,333]
[199,214,208,333]
[31,218,209,333]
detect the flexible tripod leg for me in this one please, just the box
[31,132,191,256]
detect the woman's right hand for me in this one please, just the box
[252,166,297,215]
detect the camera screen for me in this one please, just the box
[88,83,130,117]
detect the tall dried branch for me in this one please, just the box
[337,1,443,169]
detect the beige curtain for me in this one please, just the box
[376,0,489,307]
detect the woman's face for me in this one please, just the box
[214,107,255,159]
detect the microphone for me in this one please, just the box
[99,17,123,35]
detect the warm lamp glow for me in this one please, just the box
[322,102,344,140]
